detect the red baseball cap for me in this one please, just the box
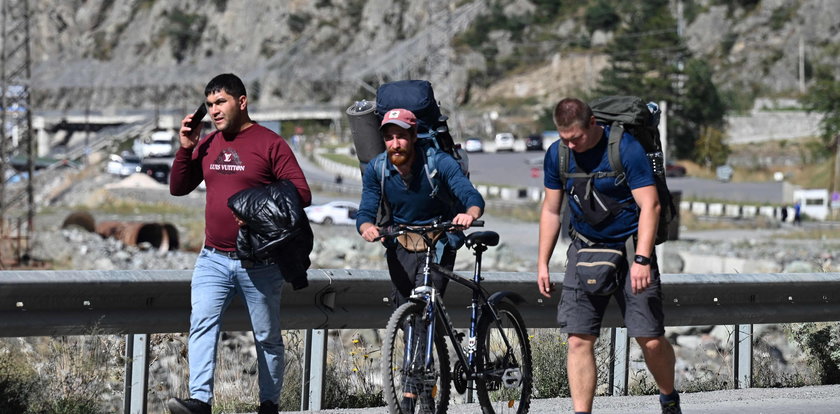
[380,108,417,130]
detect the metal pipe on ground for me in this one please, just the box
[95,221,173,252]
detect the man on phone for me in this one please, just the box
[168,73,310,414]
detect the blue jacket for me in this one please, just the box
[356,143,484,249]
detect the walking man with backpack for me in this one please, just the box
[536,98,681,414]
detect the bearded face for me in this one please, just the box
[382,124,416,167]
[388,145,413,166]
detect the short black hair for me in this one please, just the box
[204,73,247,98]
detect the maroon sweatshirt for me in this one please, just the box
[170,123,311,251]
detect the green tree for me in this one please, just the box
[694,127,730,168]
[802,67,840,147]
[596,1,726,160]
[596,0,686,99]
[677,58,727,161]
[801,65,840,194]
[584,0,619,33]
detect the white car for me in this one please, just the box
[105,153,141,177]
[304,201,359,225]
[494,132,516,152]
[133,130,175,159]
[463,137,484,153]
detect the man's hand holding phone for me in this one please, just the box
[179,103,207,150]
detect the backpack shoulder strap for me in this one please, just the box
[557,140,618,183]
[607,122,626,185]
[423,144,440,197]
[557,142,570,188]
[372,152,391,226]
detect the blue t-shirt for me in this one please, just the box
[543,125,655,242]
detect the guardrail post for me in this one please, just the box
[734,324,753,389]
[123,334,149,414]
[609,327,630,396]
[301,329,328,411]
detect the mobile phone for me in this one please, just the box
[187,103,207,131]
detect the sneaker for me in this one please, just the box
[258,400,279,414]
[661,400,682,414]
[166,397,211,414]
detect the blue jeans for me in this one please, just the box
[188,248,285,404]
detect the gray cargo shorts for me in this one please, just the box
[557,238,665,338]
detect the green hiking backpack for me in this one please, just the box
[558,95,677,244]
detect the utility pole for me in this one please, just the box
[834,135,840,204]
[1,0,34,261]
[798,36,806,93]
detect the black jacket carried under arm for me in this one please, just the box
[227,180,313,290]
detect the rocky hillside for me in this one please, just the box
[24,0,840,118]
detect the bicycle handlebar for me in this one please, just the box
[374,220,484,242]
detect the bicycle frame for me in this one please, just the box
[405,229,518,384]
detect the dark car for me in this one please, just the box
[139,161,171,184]
[525,134,543,151]
[665,162,687,178]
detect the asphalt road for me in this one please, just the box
[465,150,789,204]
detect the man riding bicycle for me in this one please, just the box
[357,108,485,306]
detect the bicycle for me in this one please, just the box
[377,220,532,414]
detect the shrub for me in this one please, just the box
[584,0,620,33]
[788,322,840,384]
[530,329,569,398]
[0,348,41,413]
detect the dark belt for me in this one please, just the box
[204,245,239,259]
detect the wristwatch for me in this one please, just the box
[634,254,651,266]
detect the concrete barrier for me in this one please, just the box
[708,203,724,216]
[759,206,776,218]
[725,204,741,217]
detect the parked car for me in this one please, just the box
[525,134,543,151]
[139,161,171,184]
[133,130,175,159]
[304,201,359,225]
[665,162,687,178]
[494,132,516,152]
[716,164,734,182]
[105,152,141,177]
[463,137,484,153]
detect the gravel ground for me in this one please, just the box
[279,384,840,414]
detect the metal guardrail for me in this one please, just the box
[2,269,840,412]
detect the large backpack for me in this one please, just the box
[375,80,459,160]
[371,80,469,226]
[558,95,677,245]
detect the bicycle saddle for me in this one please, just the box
[465,231,499,248]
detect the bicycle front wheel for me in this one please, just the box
[382,302,451,414]
[475,300,532,414]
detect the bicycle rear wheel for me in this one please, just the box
[382,302,451,414]
[475,300,532,414]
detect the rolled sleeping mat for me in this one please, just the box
[346,100,384,174]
